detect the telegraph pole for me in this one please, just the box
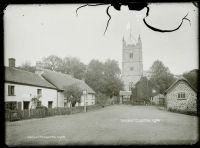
[83,90,87,112]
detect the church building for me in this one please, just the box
[120,23,143,104]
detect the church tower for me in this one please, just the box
[121,24,143,91]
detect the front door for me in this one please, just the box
[48,101,53,108]
[23,101,30,110]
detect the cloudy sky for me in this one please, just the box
[4,3,198,75]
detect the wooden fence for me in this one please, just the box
[5,105,103,122]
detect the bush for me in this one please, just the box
[167,107,197,116]
[95,93,109,106]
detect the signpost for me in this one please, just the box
[83,90,87,112]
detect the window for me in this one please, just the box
[37,89,42,97]
[177,92,186,99]
[129,53,133,59]
[8,85,15,96]
[5,102,17,110]
[48,101,53,108]
[130,67,134,71]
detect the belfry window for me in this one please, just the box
[129,82,134,91]
[129,53,133,59]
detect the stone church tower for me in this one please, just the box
[121,28,143,91]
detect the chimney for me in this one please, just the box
[35,61,43,75]
[9,58,15,68]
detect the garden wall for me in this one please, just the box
[5,105,103,122]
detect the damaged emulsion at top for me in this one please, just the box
[76,2,197,35]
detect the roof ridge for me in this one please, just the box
[5,66,36,75]
[164,77,197,94]
[5,66,56,89]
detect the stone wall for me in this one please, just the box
[166,81,197,113]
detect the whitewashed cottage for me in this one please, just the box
[35,62,96,107]
[4,58,59,110]
[164,77,197,113]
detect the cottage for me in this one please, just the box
[151,94,165,105]
[119,91,132,104]
[36,66,96,107]
[5,58,58,110]
[164,77,197,113]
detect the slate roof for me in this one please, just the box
[164,76,197,94]
[5,66,56,89]
[41,69,95,94]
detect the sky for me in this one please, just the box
[4,3,198,75]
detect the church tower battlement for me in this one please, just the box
[121,30,143,91]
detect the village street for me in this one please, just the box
[6,105,198,145]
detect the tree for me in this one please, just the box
[42,55,63,71]
[63,84,82,107]
[85,60,105,93]
[149,60,175,93]
[103,59,121,78]
[61,57,86,79]
[17,61,36,73]
[30,95,42,109]
[132,76,160,102]
[85,59,124,97]
[183,69,198,90]
[102,59,123,97]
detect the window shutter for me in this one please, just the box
[8,85,11,95]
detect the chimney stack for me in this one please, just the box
[9,58,15,68]
[35,61,43,75]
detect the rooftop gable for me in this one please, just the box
[164,77,197,94]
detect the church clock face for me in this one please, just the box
[130,67,134,71]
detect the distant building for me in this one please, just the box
[5,58,58,110]
[150,94,165,105]
[164,77,197,114]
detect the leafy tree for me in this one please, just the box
[149,60,175,93]
[85,60,105,93]
[183,69,198,90]
[42,55,63,71]
[63,84,82,107]
[131,76,160,102]
[103,59,121,78]
[102,59,123,97]
[17,61,36,73]
[61,57,86,79]
[85,59,124,97]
